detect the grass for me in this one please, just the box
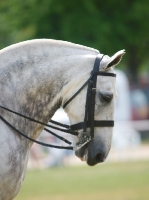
[15,160,149,200]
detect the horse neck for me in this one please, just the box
[0,40,98,139]
[1,61,63,139]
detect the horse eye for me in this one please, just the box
[99,91,113,103]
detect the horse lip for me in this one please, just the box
[84,148,88,161]
[80,148,88,161]
[80,156,86,161]
[75,144,88,161]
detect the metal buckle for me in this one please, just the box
[73,132,91,151]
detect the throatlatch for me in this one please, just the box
[0,54,116,151]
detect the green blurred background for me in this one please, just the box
[1,0,149,83]
[15,161,149,200]
[0,1,149,199]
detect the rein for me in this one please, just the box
[0,54,116,151]
[0,105,76,150]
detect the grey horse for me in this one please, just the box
[0,39,125,199]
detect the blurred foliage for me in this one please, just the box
[0,0,149,82]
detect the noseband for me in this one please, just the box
[0,54,116,151]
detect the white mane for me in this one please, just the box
[0,39,99,63]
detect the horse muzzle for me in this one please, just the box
[75,137,110,166]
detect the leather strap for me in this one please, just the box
[92,71,116,77]
[70,120,114,130]
[63,77,91,109]
[69,55,115,141]
[0,115,73,150]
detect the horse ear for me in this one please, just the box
[106,50,125,69]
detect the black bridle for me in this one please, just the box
[63,54,116,150]
[0,54,116,151]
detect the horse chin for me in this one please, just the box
[75,141,108,166]
[75,145,95,166]
[75,147,96,166]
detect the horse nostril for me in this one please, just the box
[96,153,105,163]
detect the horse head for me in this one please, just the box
[63,50,125,166]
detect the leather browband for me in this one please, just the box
[91,71,116,77]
